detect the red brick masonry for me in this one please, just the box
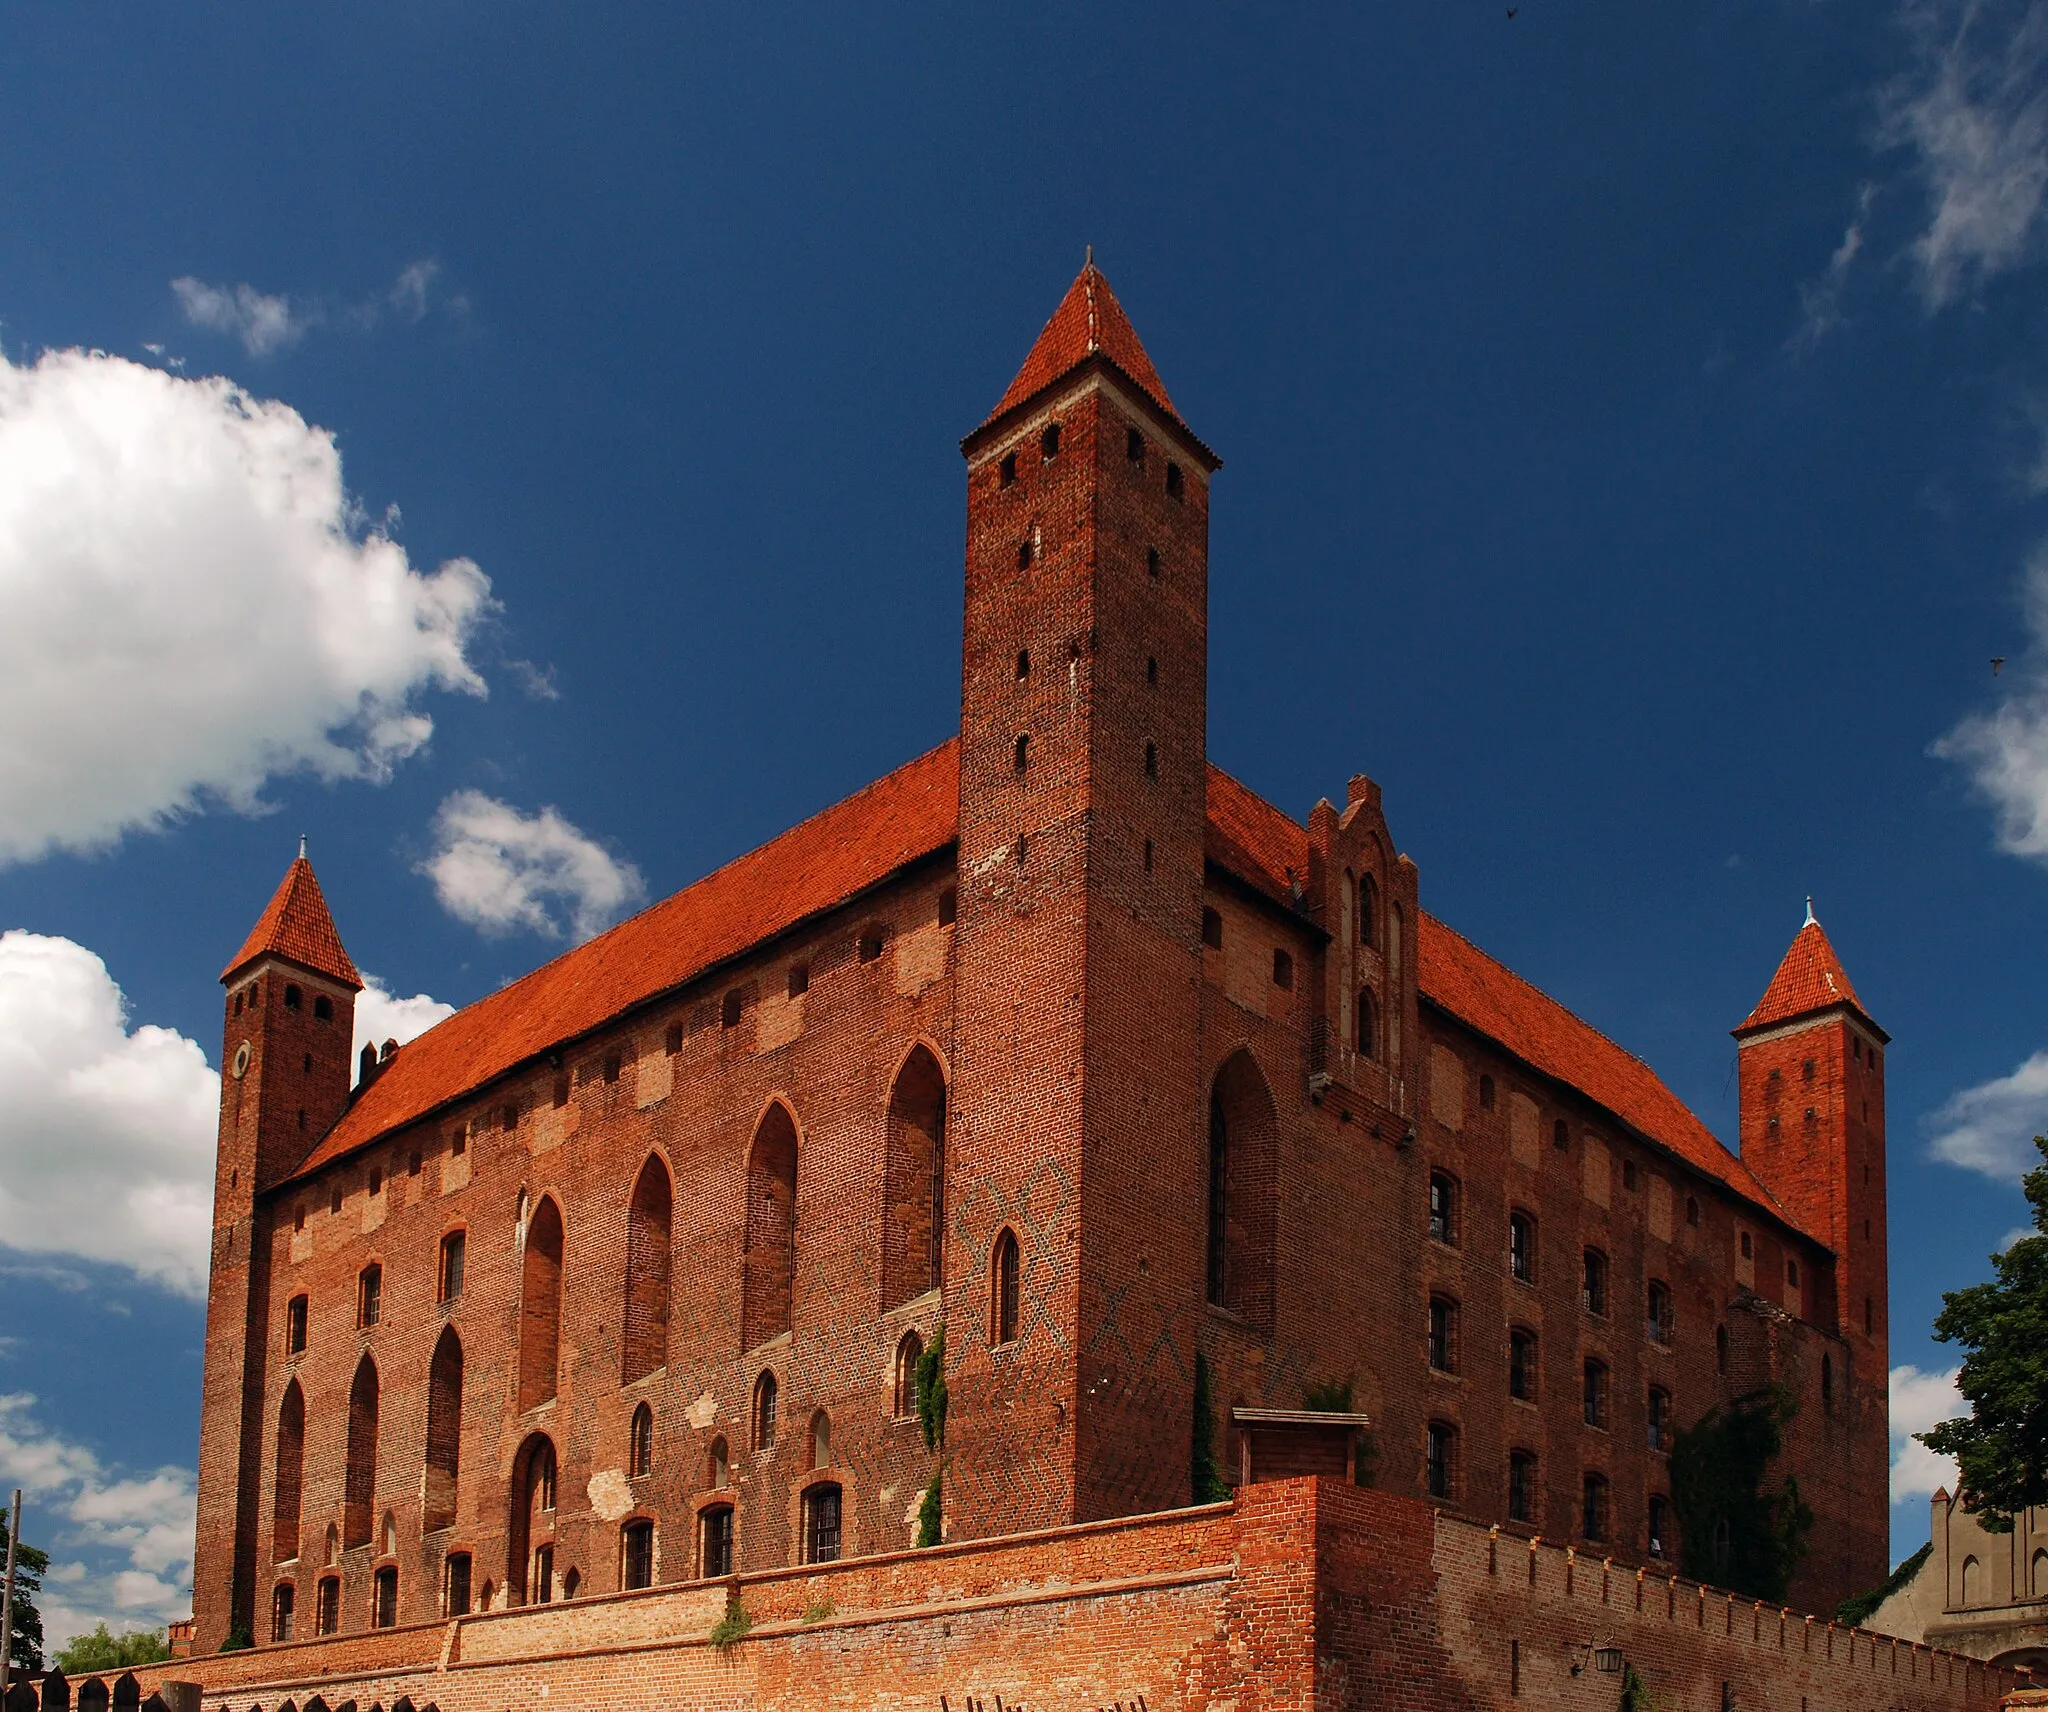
[115,1480,2015,1712]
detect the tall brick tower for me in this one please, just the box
[193,850,361,1649]
[947,263,1221,1535]
[1734,905,1889,1595]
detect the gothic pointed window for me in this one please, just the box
[622,1156,673,1384]
[741,1104,799,1350]
[991,1229,1021,1345]
[274,1380,305,1562]
[518,1197,564,1411]
[882,1048,947,1310]
[424,1327,462,1532]
[893,1329,924,1420]
[629,1402,654,1479]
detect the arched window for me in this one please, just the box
[991,1229,1020,1345]
[444,1551,473,1616]
[380,1509,398,1556]
[882,1048,947,1310]
[1507,1450,1536,1523]
[1508,1210,1536,1283]
[1647,1386,1670,1452]
[741,1104,799,1351]
[1425,1421,1457,1500]
[700,1504,735,1578]
[373,1565,398,1628]
[509,1433,557,1607]
[893,1330,924,1420]
[423,1326,462,1532]
[1582,1358,1611,1430]
[2032,1546,2047,1598]
[1581,1249,1608,1316]
[518,1197,564,1411]
[1206,1051,1279,1328]
[1508,1328,1538,1401]
[1581,1473,1610,1542]
[1358,874,1378,948]
[325,1522,339,1566]
[622,1156,673,1384]
[317,1573,340,1634]
[629,1403,654,1479]
[803,1483,843,1564]
[271,1582,296,1643]
[1014,732,1031,775]
[343,1354,378,1548]
[1041,422,1061,460]
[1356,988,1378,1059]
[621,1519,655,1591]
[751,1371,779,1450]
[708,1435,731,1487]
[1427,1295,1459,1372]
[285,983,303,1010]
[809,1409,832,1470]
[274,1380,305,1562]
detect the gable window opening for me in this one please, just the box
[1272,948,1293,990]
[1127,427,1145,463]
[998,452,1018,487]
[1040,422,1061,460]
[788,963,810,998]
[721,990,743,1029]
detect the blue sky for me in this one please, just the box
[4,2,2048,1640]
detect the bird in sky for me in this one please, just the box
[1993,657,2006,676]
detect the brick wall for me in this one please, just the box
[120,1479,2015,1712]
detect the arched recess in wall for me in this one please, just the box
[423,1325,463,1533]
[518,1196,565,1412]
[1205,1049,1279,1332]
[343,1353,379,1548]
[273,1379,305,1562]
[741,1102,800,1352]
[622,1154,673,1384]
[881,1046,947,1310]
[507,1432,557,1607]
[1962,1554,1981,1607]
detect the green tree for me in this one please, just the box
[1191,1353,1229,1504]
[54,1623,171,1674]
[0,1510,48,1674]
[1669,1384,1812,1602]
[1920,1134,2048,1532]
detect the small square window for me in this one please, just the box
[665,1022,683,1055]
[1201,908,1223,951]
[998,452,1018,487]
[858,929,884,963]
[788,963,810,998]
[721,991,742,1029]
[1272,948,1293,990]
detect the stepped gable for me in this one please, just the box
[287,739,961,1180]
[981,261,1183,431]
[288,746,1799,1240]
[1737,915,1879,1038]
[221,856,361,989]
[1203,764,1801,1234]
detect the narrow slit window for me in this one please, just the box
[1040,422,1061,460]
[1272,948,1293,990]
[1147,546,1161,579]
[1126,427,1145,463]
[286,1293,308,1353]
[1015,648,1030,681]
[1165,461,1184,499]
[992,1228,1021,1345]
[1144,740,1158,779]
[998,452,1017,487]
[1014,733,1031,776]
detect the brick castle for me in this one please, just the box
[178,265,1910,1698]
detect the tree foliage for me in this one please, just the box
[54,1623,170,1674]
[0,1510,48,1673]
[1191,1353,1230,1504]
[1920,1134,2048,1533]
[1669,1383,1812,1602]
[1835,1540,1931,1629]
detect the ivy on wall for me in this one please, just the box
[1669,1383,1812,1602]
[1192,1353,1230,1503]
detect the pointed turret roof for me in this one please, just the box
[1735,908,1880,1038]
[980,261,1184,434]
[222,853,362,988]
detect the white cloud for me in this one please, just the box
[352,974,455,1062]
[1792,183,1878,350]
[0,1393,196,1650]
[421,791,646,943]
[1890,1363,1965,1503]
[0,932,217,1297]
[1932,540,2048,860]
[1884,0,2048,308]
[0,343,492,865]
[1925,1048,2048,1177]
[170,278,314,357]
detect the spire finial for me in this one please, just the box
[299,832,308,861]
[1804,896,1816,927]
[1085,243,1093,268]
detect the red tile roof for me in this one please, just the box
[289,740,961,1181]
[1201,765,1796,1229]
[983,263,1181,431]
[1737,917,1869,1035]
[283,745,1802,1238]
[223,857,362,989]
